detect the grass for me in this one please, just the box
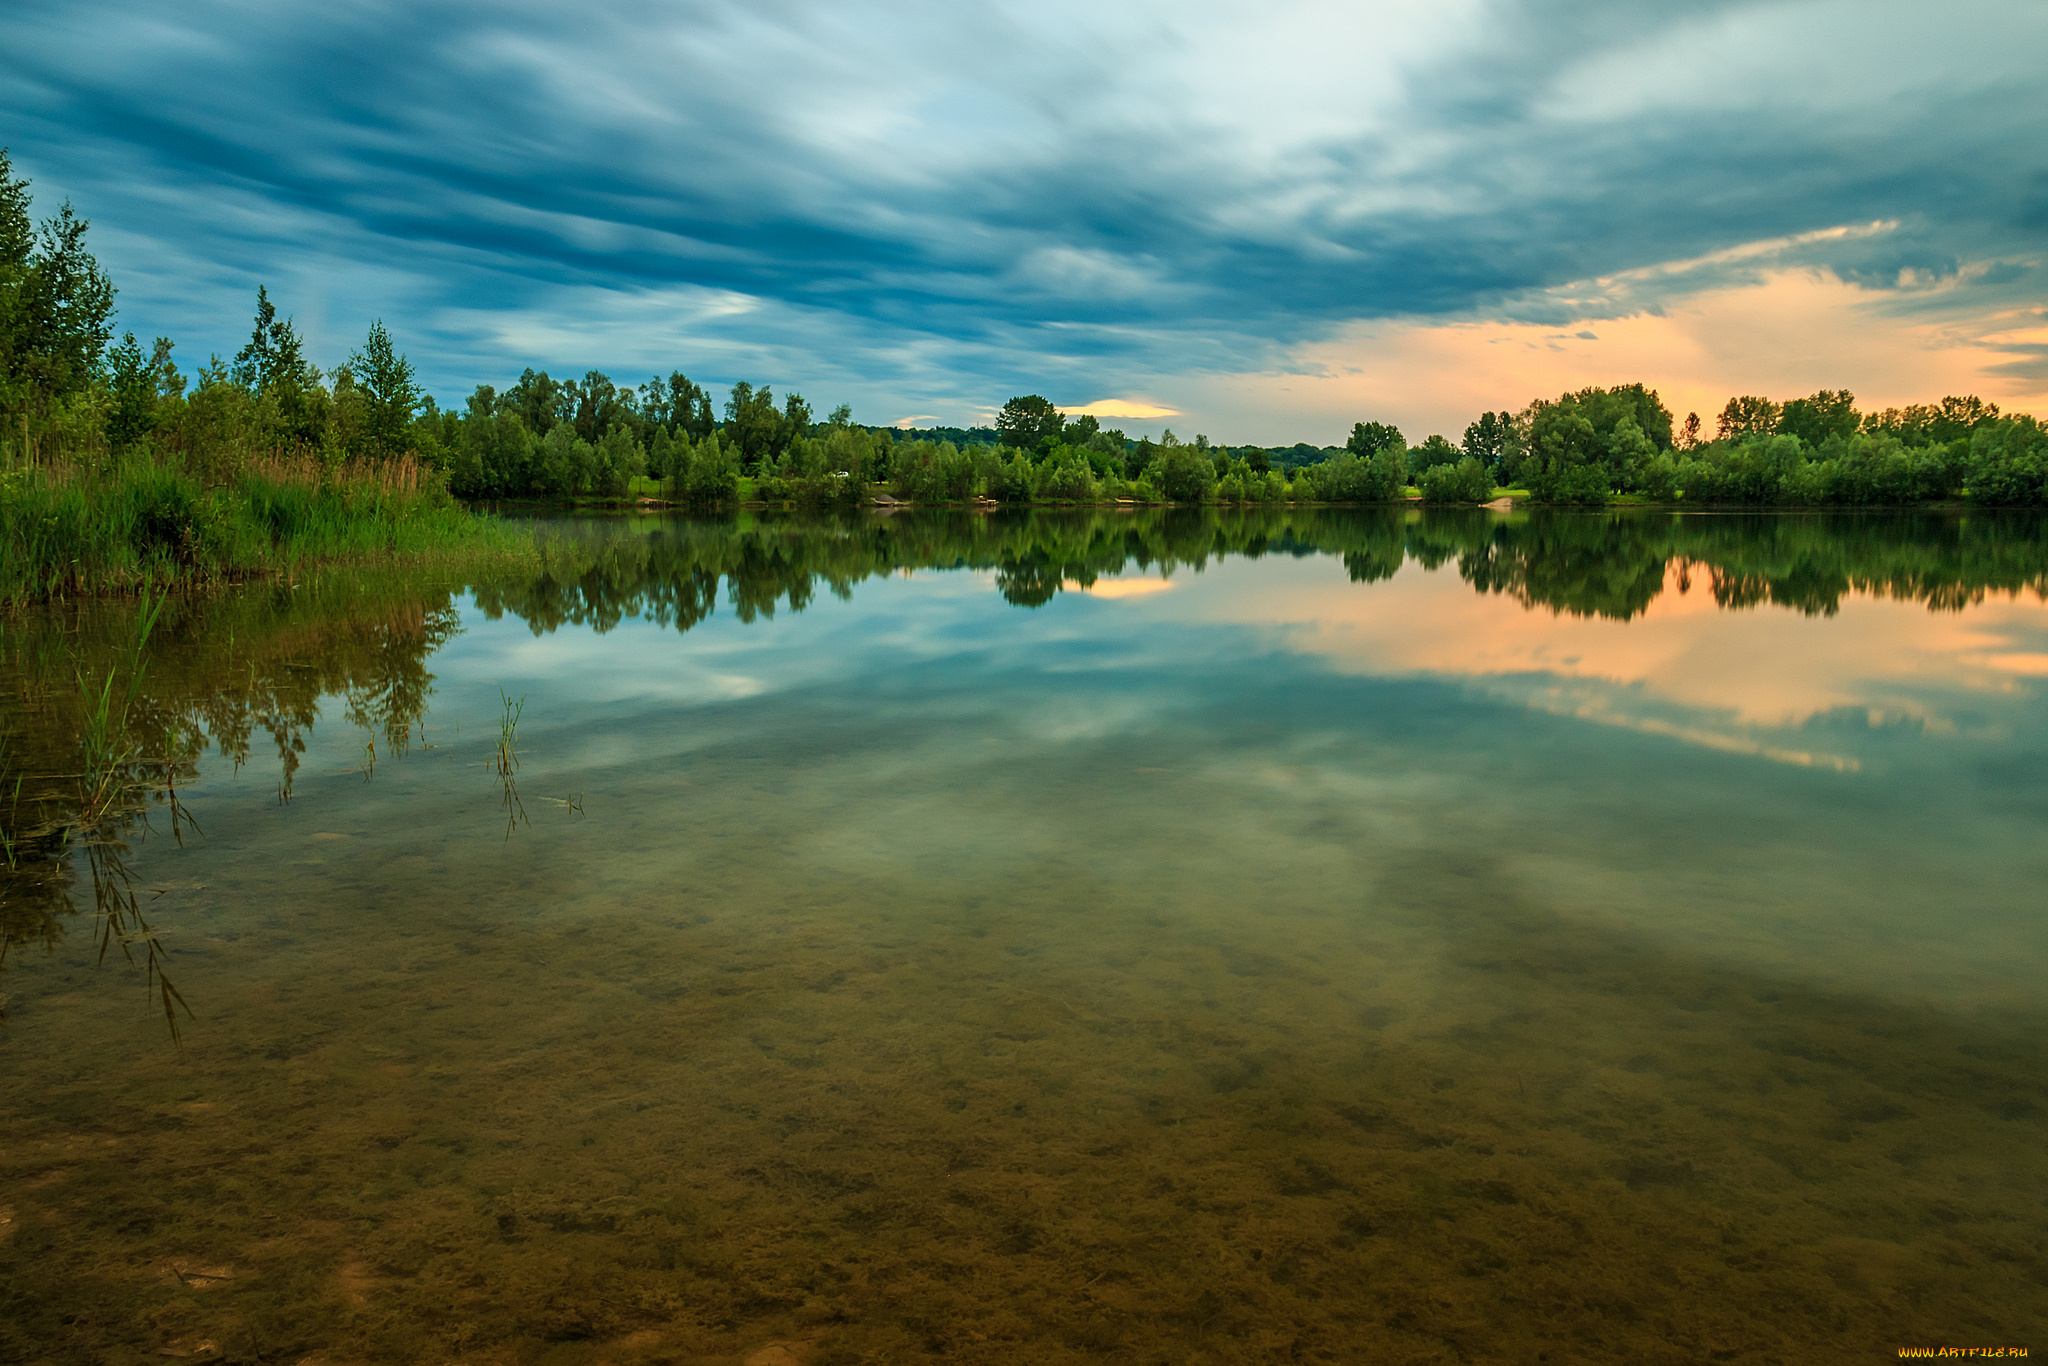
[0,451,535,608]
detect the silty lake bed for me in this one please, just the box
[2,507,2044,1365]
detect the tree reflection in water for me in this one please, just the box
[5,505,2046,1031]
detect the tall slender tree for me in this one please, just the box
[349,319,421,458]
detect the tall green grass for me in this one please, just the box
[1,453,531,606]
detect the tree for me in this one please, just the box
[1933,395,2000,442]
[781,391,813,447]
[1146,443,1216,501]
[1300,449,1403,502]
[1417,456,1494,503]
[1718,395,1781,441]
[0,149,117,456]
[349,319,421,458]
[1461,412,1514,472]
[1776,390,1858,447]
[1347,421,1405,460]
[655,371,713,439]
[1523,385,1674,502]
[105,331,157,451]
[230,286,302,392]
[1407,434,1461,478]
[997,394,1063,449]
[723,381,783,468]
[573,370,628,442]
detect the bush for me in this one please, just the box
[1038,455,1100,503]
[1964,418,2048,505]
[1417,456,1494,504]
[1298,450,1404,502]
[1145,445,1216,502]
[668,432,739,505]
[890,441,978,501]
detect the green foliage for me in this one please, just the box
[1521,385,1675,503]
[1863,395,2003,447]
[675,432,741,507]
[1145,442,1217,502]
[1038,451,1101,503]
[982,451,1035,503]
[0,151,117,455]
[1717,395,1781,441]
[1461,411,1516,475]
[104,332,156,452]
[349,320,422,459]
[890,440,978,501]
[1669,428,1993,506]
[1417,456,1494,504]
[1346,421,1405,460]
[1776,389,1859,446]
[1407,433,1461,479]
[723,381,783,468]
[1297,448,1404,502]
[1962,416,2048,506]
[0,455,505,605]
[997,395,1064,449]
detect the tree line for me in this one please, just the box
[6,148,2045,510]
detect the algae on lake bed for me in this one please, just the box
[2,511,2044,1364]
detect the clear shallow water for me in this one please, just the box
[2,508,2045,1364]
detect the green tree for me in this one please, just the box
[780,391,813,448]
[0,150,117,457]
[349,319,421,459]
[723,381,783,468]
[1717,395,1781,441]
[1346,421,1405,460]
[1299,449,1403,502]
[1407,434,1461,479]
[997,394,1063,449]
[1417,456,1494,503]
[230,286,302,393]
[1776,390,1858,446]
[1146,443,1216,501]
[1461,412,1514,473]
[1520,385,1674,502]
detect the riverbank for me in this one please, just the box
[0,454,536,608]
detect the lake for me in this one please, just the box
[3,506,2044,1364]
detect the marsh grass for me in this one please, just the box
[0,450,533,607]
[491,690,527,839]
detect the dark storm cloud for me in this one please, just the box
[2,0,2044,413]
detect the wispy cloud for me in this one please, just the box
[3,0,2044,434]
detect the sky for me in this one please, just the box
[4,0,2047,443]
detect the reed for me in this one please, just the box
[0,450,532,607]
[492,690,528,839]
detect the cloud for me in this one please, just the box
[1066,398,1181,419]
[3,0,2045,433]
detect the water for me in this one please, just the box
[3,508,2044,1363]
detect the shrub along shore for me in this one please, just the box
[0,454,531,608]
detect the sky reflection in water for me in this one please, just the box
[3,508,2044,1362]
